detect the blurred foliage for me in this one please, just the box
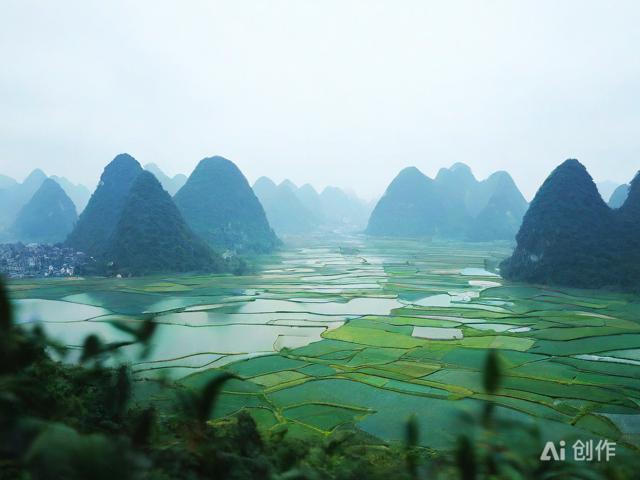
[0,278,636,479]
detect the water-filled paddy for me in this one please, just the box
[8,236,640,455]
[412,326,463,340]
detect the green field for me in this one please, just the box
[8,236,640,455]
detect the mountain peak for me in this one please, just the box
[501,159,615,288]
[39,177,62,192]
[435,162,476,184]
[370,163,528,241]
[280,179,297,191]
[144,163,167,181]
[366,166,441,237]
[23,168,47,186]
[102,154,142,182]
[144,163,187,196]
[596,180,621,201]
[11,177,77,244]
[187,156,246,185]
[102,154,143,181]
[532,158,606,213]
[608,183,630,208]
[199,155,235,170]
[551,158,595,174]
[254,178,316,235]
[543,159,600,197]
[66,155,143,254]
[111,153,139,167]
[466,170,529,241]
[298,183,318,195]
[103,170,224,275]
[0,171,47,229]
[144,163,186,196]
[254,176,277,189]
[484,170,522,195]
[174,156,279,253]
[550,158,592,182]
[450,162,473,174]
[49,176,92,213]
[558,158,583,169]
[486,170,512,182]
[397,166,426,179]
[388,167,431,193]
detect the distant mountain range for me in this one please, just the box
[49,176,91,213]
[252,177,371,235]
[501,159,640,290]
[253,178,318,234]
[12,155,633,285]
[608,184,630,208]
[320,186,372,229]
[366,163,529,241]
[145,163,187,196]
[595,180,632,208]
[0,170,90,237]
[0,169,48,230]
[0,174,17,189]
[9,178,77,244]
[596,180,621,203]
[1,155,279,271]
[65,154,227,275]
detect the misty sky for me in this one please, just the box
[1,0,639,200]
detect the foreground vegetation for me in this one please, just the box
[5,278,635,479]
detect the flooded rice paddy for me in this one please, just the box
[8,236,640,454]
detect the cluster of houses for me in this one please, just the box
[0,243,87,278]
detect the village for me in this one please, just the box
[0,242,87,278]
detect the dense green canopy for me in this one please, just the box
[174,156,279,253]
[66,153,143,256]
[103,171,225,275]
[501,159,640,290]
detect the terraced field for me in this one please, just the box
[8,236,640,456]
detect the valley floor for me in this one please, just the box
[8,235,640,459]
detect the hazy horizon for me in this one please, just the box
[2,0,639,200]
